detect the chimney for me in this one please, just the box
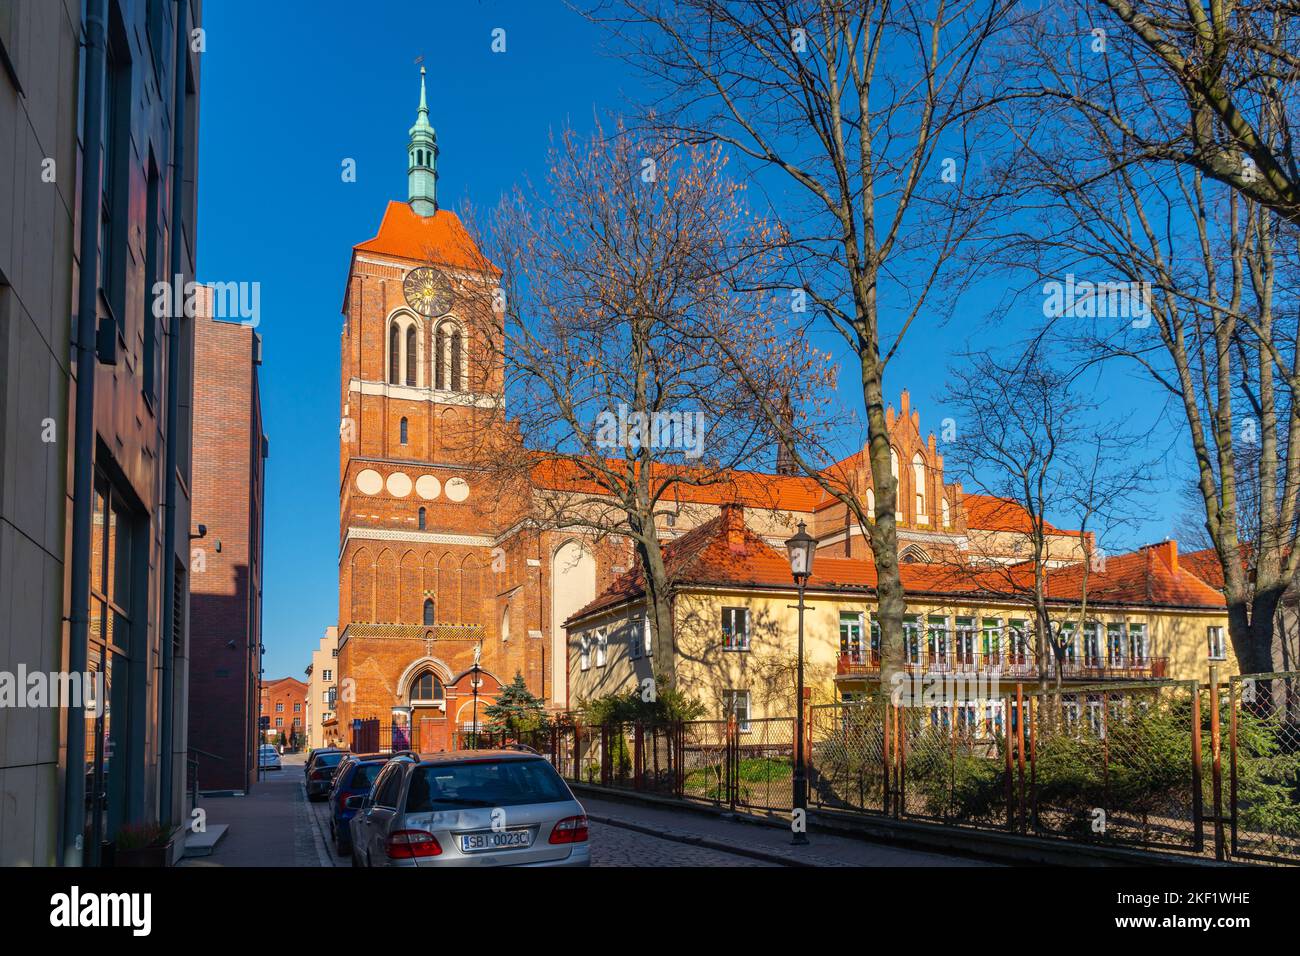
[1150,539,1178,573]
[720,503,746,552]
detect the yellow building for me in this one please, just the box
[566,505,1236,727]
[305,626,341,750]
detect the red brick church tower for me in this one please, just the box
[334,68,534,748]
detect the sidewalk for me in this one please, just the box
[180,754,329,867]
[578,794,999,867]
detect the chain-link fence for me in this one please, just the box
[428,674,1298,865]
[680,719,733,806]
[1025,682,1201,852]
[1230,672,1300,864]
[808,696,890,815]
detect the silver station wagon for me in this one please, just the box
[348,750,590,867]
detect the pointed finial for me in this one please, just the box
[418,65,428,116]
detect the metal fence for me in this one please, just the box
[351,672,1300,864]
[1229,672,1300,865]
[807,677,1294,862]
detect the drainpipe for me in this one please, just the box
[157,0,191,827]
[62,0,107,868]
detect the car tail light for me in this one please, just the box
[549,815,589,844]
[386,829,442,859]
[311,769,329,781]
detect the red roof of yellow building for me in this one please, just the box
[568,508,1225,624]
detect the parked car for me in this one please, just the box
[348,751,590,867]
[305,747,343,779]
[305,749,349,800]
[258,745,282,771]
[327,752,414,855]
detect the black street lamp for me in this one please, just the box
[471,661,481,748]
[784,519,816,846]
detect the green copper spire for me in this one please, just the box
[407,66,438,216]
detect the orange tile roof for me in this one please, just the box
[568,510,1225,624]
[1180,547,1225,589]
[962,493,1080,536]
[530,456,823,513]
[354,201,498,273]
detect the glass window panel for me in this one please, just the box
[110,609,129,651]
[91,489,106,596]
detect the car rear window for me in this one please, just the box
[349,763,384,789]
[317,752,345,768]
[405,759,572,811]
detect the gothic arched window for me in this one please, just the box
[434,326,447,390]
[389,323,400,384]
[418,507,426,530]
[409,671,444,703]
[406,325,417,385]
[423,597,435,626]
[912,453,927,517]
[400,417,409,444]
[450,330,463,391]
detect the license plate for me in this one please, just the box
[460,829,532,853]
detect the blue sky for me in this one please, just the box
[197,1,1192,680]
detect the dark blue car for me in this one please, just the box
[328,753,412,854]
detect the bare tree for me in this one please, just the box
[986,4,1300,678]
[585,0,1023,692]
[1090,0,1300,225]
[940,347,1150,690]
[459,119,830,655]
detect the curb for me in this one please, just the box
[574,783,1239,867]
[586,812,829,867]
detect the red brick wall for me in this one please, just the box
[188,296,265,791]
[335,241,636,728]
[261,677,308,746]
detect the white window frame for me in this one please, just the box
[981,617,1003,666]
[724,689,751,733]
[579,633,590,671]
[595,629,607,668]
[1207,625,1227,661]
[1127,622,1150,664]
[1107,622,1126,664]
[721,606,750,652]
[629,619,642,660]
[954,616,977,666]
[927,615,951,669]
[1082,622,1103,666]
[902,615,921,664]
[839,611,866,660]
[1008,619,1030,664]
[1057,622,1078,663]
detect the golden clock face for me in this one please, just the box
[403,267,453,317]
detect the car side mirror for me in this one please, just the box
[345,795,365,810]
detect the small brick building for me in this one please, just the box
[261,677,308,749]
[187,288,267,791]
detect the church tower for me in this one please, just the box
[332,69,530,750]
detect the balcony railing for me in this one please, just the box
[836,650,1168,681]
